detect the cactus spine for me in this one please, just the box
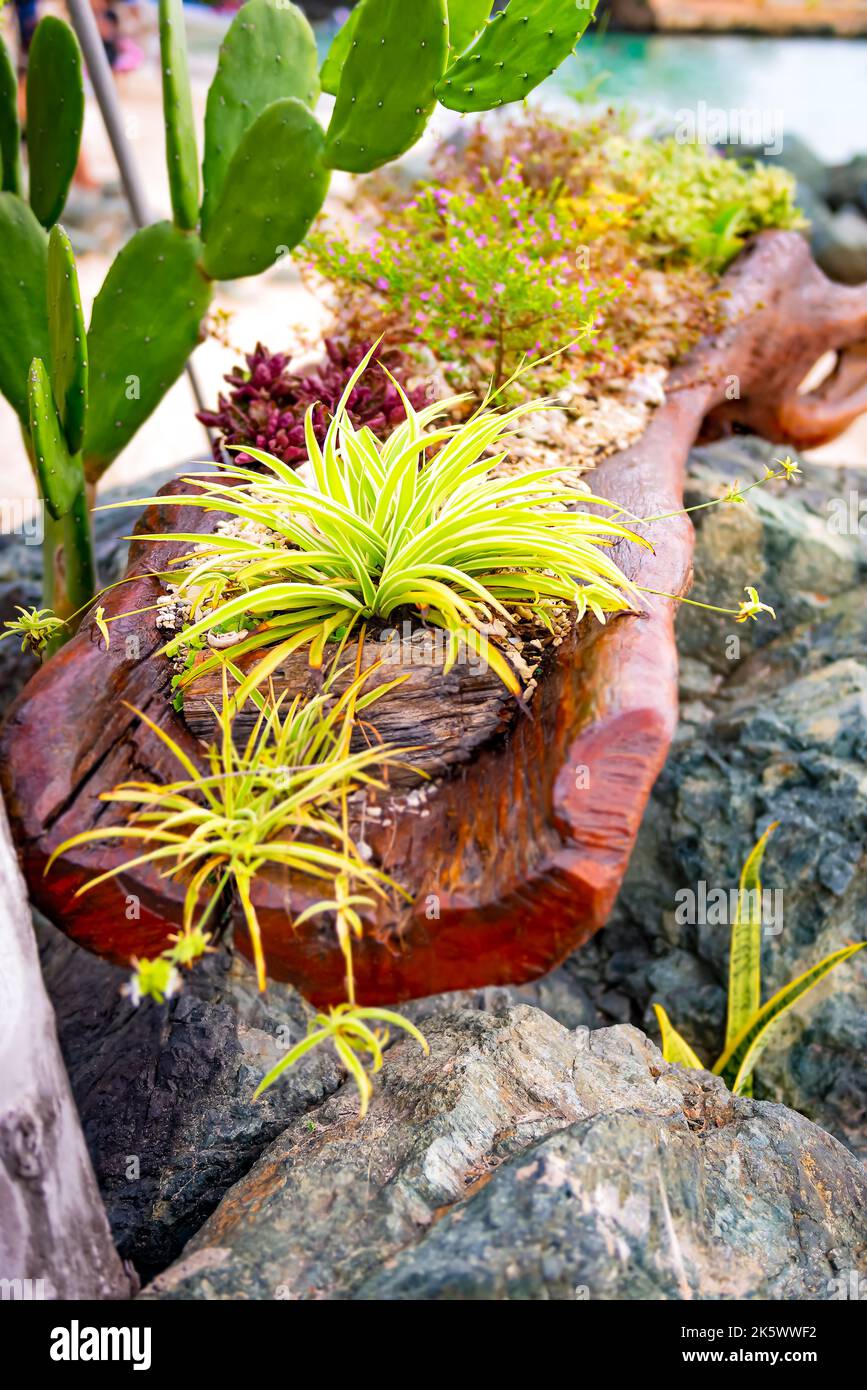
[26,17,85,227]
[447,0,493,57]
[325,0,449,173]
[436,0,598,112]
[158,0,200,231]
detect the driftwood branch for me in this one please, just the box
[0,796,130,1299]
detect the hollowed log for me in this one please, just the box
[2,232,866,1006]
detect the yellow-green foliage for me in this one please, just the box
[304,114,805,397]
[654,826,865,1096]
[107,347,647,698]
[612,138,806,273]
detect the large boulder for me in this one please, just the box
[142,1008,867,1301]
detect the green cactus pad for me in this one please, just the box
[320,2,364,96]
[435,0,597,112]
[447,0,492,58]
[83,223,211,479]
[26,17,84,228]
[201,0,320,238]
[324,0,449,173]
[0,34,22,195]
[202,98,329,281]
[28,356,83,521]
[159,0,199,230]
[0,194,50,428]
[47,225,88,456]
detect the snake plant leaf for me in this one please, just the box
[201,0,320,238]
[653,1004,704,1072]
[28,356,83,520]
[83,223,211,479]
[320,1,364,96]
[723,821,778,1097]
[714,943,866,1096]
[447,0,492,57]
[47,224,88,456]
[324,0,449,174]
[0,193,50,428]
[0,32,22,195]
[26,16,84,227]
[158,0,199,230]
[436,0,598,113]
[202,98,329,281]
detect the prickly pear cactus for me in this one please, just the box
[0,34,22,196]
[447,0,492,58]
[201,0,320,238]
[159,0,199,231]
[436,0,597,112]
[26,17,84,228]
[83,223,212,479]
[47,225,88,457]
[325,0,449,174]
[320,1,364,96]
[321,0,484,96]
[28,358,81,521]
[0,195,49,428]
[202,98,330,281]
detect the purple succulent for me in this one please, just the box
[198,338,431,467]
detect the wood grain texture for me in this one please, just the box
[3,233,867,1006]
[0,797,130,1298]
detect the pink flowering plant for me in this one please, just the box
[304,160,629,392]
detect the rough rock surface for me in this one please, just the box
[142,1008,867,1301]
[511,437,867,1159]
[35,916,344,1283]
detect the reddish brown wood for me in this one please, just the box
[2,232,866,1005]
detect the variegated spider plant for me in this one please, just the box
[104,344,648,697]
[48,655,413,994]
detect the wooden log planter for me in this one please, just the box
[3,232,867,1007]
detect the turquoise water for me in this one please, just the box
[315,22,867,165]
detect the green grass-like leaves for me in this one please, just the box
[48,658,414,992]
[654,826,865,1096]
[110,346,646,696]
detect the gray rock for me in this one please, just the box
[36,916,344,1283]
[809,202,867,286]
[827,154,867,216]
[511,438,867,1160]
[142,1008,867,1301]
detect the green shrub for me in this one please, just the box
[612,137,806,274]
